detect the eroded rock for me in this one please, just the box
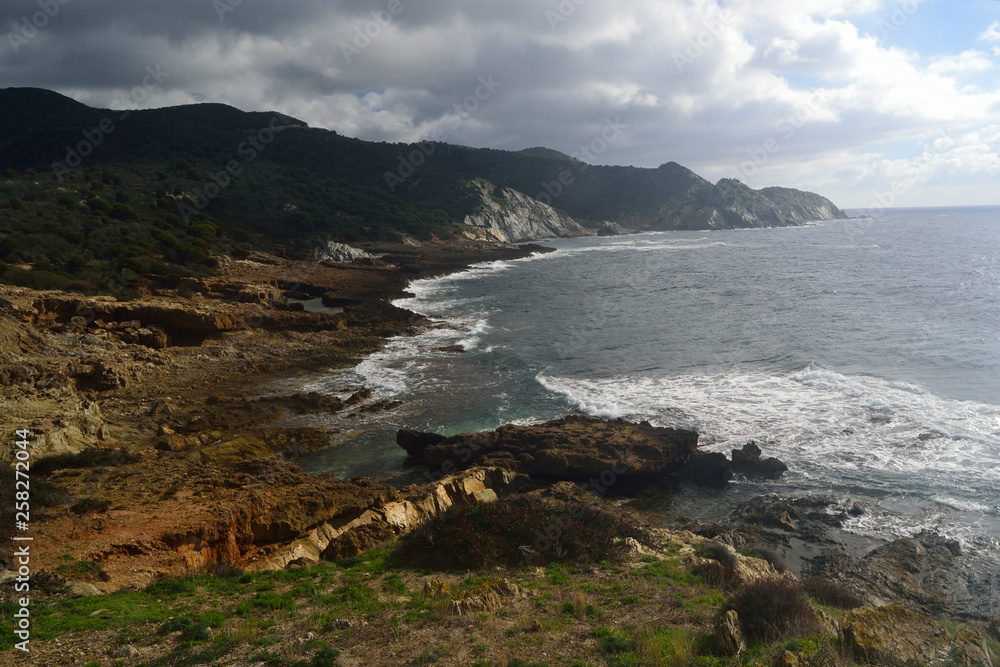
[843,605,949,665]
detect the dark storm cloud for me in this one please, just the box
[2,0,998,205]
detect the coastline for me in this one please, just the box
[2,235,999,664]
[0,239,547,590]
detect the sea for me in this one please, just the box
[294,206,1000,566]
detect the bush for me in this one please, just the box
[395,495,650,570]
[802,577,864,609]
[750,545,789,573]
[70,497,112,515]
[696,541,739,569]
[33,448,140,476]
[722,578,819,645]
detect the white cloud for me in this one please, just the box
[979,21,1000,42]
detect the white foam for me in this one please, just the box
[536,365,1000,529]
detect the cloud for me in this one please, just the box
[1,0,999,206]
[979,21,1000,42]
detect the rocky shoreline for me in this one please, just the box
[2,238,998,662]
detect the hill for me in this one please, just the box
[0,87,846,294]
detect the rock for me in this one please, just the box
[953,626,996,667]
[715,609,746,656]
[96,424,111,441]
[147,398,172,417]
[420,415,700,480]
[154,435,188,452]
[842,605,949,666]
[235,284,287,307]
[771,650,799,666]
[157,424,175,436]
[82,359,129,391]
[462,179,589,243]
[684,451,734,487]
[437,344,465,354]
[451,579,524,616]
[333,619,353,629]
[731,441,788,479]
[990,617,1000,640]
[423,579,452,598]
[111,644,139,658]
[843,532,970,618]
[318,242,380,264]
[597,221,627,236]
[396,429,447,458]
[186,415,212,432]
[138,325,170,349]
[66,581,104,597]
[345,388,372,406]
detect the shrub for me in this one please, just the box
[33,448,140,476]
[722,578,819,644]
[696,541,739,569]
[395,495,650,570]
[69,497,111,515]
[802,577,864,609]
[750,545,789,573]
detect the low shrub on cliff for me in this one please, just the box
[802,577,864,609]
[395,495,650,570]
[32,447,141,476]
[722,577,820,645]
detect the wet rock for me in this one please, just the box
[715,609,746,656]
[345,388,372,405]
[437,344,465,354]
[396,429,447,458]
[842,605,949,666]
[731,441,788,479]
[684,451,734,487]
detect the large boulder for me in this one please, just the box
[396,429,447,458]
[731,441,788,479]
[417,415,699,479]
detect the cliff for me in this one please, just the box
[461,179,590,243]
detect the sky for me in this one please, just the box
[2,0,1000,209]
